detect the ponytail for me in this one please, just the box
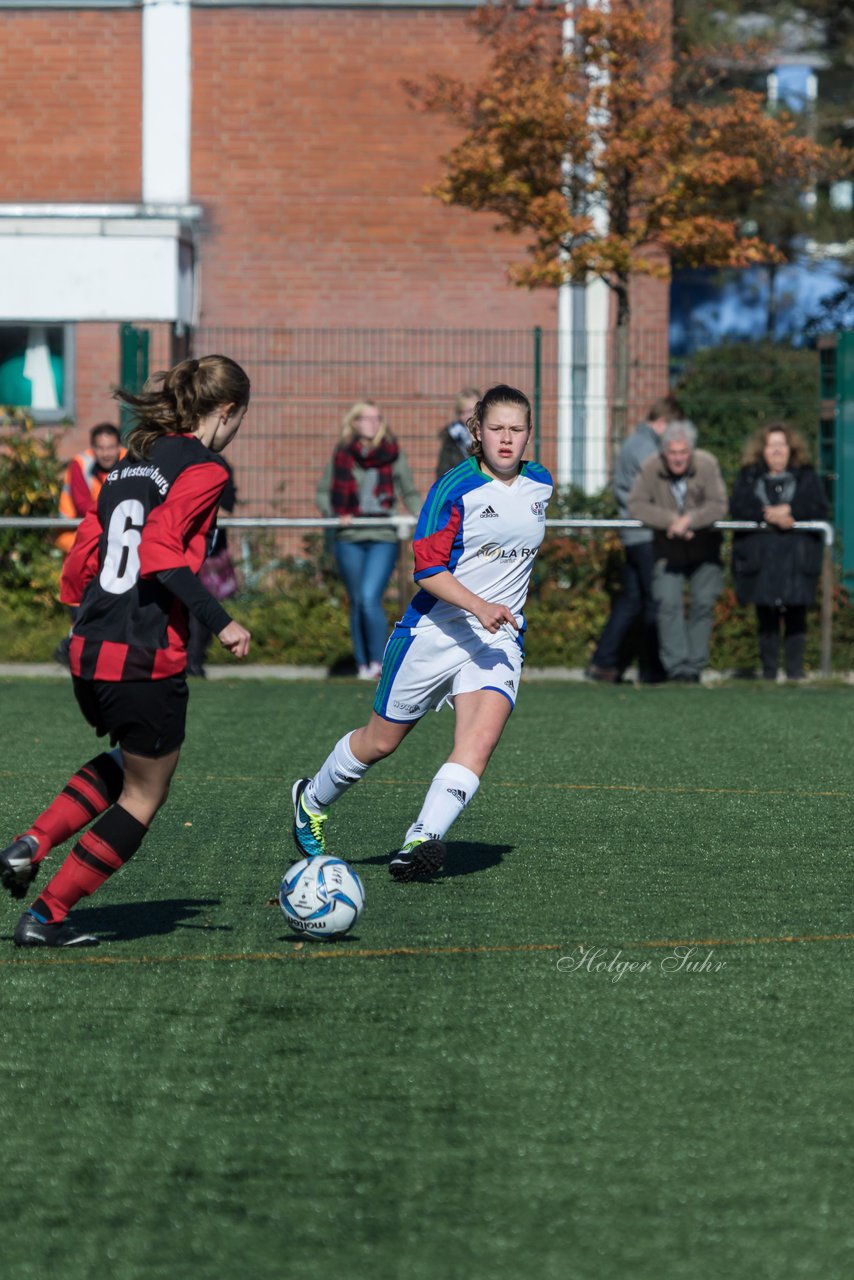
[116,354,250,460]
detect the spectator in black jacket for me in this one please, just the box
[436,388,480,479]
[730,422,828,681]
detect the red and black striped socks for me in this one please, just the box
[25,751,124,863]
[30,804,148,924]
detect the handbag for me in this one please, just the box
[198,545,239,601]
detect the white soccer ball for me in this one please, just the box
[278,856,365,940]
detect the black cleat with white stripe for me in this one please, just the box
[14,911,100,948]
[0,836,39,900]
[388,838,446,882]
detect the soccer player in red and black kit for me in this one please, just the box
[0,354,251,947]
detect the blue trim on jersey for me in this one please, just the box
[446,507,467,576]
[414,457,490,540]
[413,564,446,581]
[521,460,554,486]
[373,629,416,718]
[400,590,438,627]
[481,685,515,708]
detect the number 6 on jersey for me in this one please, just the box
[99,498,145,595]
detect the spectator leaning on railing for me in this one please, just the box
[729,422,828,682]
[627,421,728,684]
[585,394,684,685]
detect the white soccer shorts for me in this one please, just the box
[373,621,524,723]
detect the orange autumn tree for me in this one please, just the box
[407,0,846,440]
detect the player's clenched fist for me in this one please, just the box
[218,620,251,658]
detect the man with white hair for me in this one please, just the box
[627,421,727,683]
[585,395,683,684]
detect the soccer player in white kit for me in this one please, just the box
[292,384,554,880]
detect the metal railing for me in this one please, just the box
[1,516,836,676]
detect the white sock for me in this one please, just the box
[403,763,481,844]
[306,733,371,810]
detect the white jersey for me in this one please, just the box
[373,456,553,723]
[400,456,554,637]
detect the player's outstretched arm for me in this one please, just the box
[218,620,251,658]
[420,569,517,634]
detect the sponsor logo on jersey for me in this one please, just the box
[477,542,539,562]
[479,504,499,518]
[446,787,468,805]
[504,679,516,690]
[393,699,422,714]
[110,463,170,496]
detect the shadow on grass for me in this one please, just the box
[349,842,512,878]
[72,898,229,941]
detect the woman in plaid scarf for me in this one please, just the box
[317,401,420,679]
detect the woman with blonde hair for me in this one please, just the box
[730,421,828,680]
[317,400,419,679]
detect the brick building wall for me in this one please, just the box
[2,11,141,203]
[190,8,559,331]
[4,2,668,501]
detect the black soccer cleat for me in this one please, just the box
[0,836,39,900]
[388,838,446,882]
[13,911,100,949]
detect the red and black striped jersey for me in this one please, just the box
[60,434,231,681]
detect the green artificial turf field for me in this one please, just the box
[1,677,852,1280]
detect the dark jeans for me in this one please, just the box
[592,542,665,681]
[756,605,807,679]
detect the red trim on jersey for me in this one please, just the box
[60,508,104,605]
[68,635,86,675]
[151,646,186,678]
[94,643,127,682]
[413,503,461,577]
[139,460,228,578]
[152,599,189,677]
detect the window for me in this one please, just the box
[0,324,73,422]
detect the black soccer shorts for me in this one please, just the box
[72,675,189,758]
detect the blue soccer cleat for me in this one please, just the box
[291,778,328,859]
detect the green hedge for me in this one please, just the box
[3,526,852,673]
[118,522,854,672]
[3,403,851,674]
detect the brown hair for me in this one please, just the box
[89,422,121,446]
[467,384,532,464]
[647,394,683,423]
[116,355,250,460]
[340,400,393,448]
[742,421,812,469]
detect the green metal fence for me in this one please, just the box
[165,325,671,527]
[118,325,837,563]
